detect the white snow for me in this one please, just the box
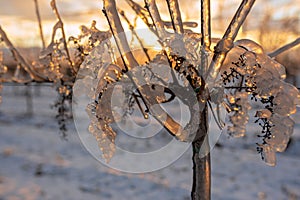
[0,85,299,200]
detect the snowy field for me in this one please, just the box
[0,85,299,200]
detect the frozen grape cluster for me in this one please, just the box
[225,91,251,138]
[220,39,300,165]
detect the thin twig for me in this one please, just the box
[125,0,156,33]
[132,93,149,119]
[33,0,46,49]
[118,9,151,62]
[103,0,139,70]
[165,0,184,34]
[125,0,150,24]
[144,0,167,40]
[50,0,75,74]
[268,37,300,58]
[207,100,223,130]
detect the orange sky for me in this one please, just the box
[0,0,299,47]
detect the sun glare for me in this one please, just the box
[0,0,298,48]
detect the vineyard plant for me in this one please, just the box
[0,0,300,199]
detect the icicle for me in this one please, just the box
[261,144,276,166]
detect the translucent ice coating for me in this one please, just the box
[144,0,167,39]
[219,39,300,166]
[226,91,251,137]
[166,0,184,34]
[267,114,294,152]
[80,0,202,162]
[205,0,256,88]
[201,0,211,50]
[103,0,139,70]
[235,39,286,80]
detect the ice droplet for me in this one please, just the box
[261,144,276,166]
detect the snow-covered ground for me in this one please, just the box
[0,85,299,200]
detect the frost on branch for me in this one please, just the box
[219,39,300,166]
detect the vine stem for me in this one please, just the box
[33,0,46,49]
[191,105,210,200]
[201,0,211,51]
[166,0,184,34]
[191,1,212,199]
[0,26,46,82]
[50,0,75,75]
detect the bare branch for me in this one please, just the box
[200,0,211,77]
[0,26,46,82]
[268,37,300,58]
[33,0,46,49]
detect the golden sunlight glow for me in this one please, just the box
[0,0,299,48]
